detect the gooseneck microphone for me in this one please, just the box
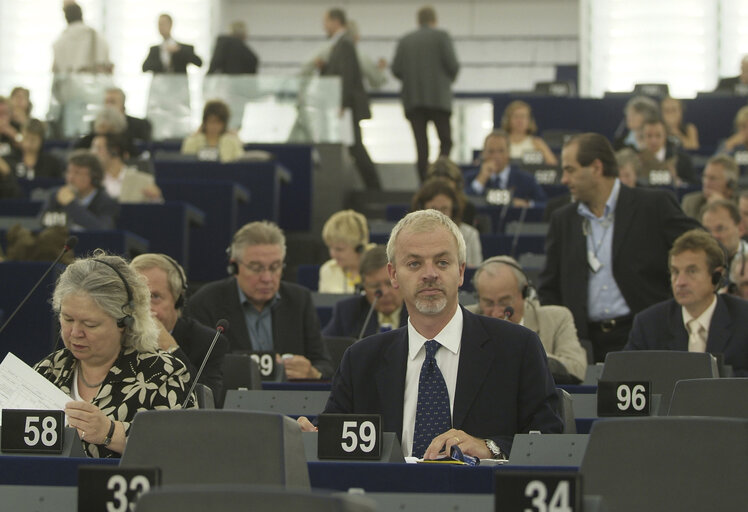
[0,236,78,336]
[357,289,383,341]
[181,319,228,408]
[503,306,514,321]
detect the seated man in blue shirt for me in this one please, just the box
[469,130,546,208]
[323,245,408,339]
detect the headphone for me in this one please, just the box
[160,254,188,309]
[352,213,367,254]
[474,255,533,299]
[92,258,134,329]
[711,240,730,290]
[226,244,238,275]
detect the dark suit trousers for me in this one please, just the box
[406,107,453,182]
[350,120,382,190]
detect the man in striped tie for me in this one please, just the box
[300,210,563,459]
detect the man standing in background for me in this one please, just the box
[143,13,203,73]
[392,5,459,182]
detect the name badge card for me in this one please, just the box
[495,471,582,512]
[249,351,278,380]
[78,466,160,512]
[317,414,382,460]
[1,409,64,454]
[597,381,651,416]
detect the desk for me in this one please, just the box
[118,202,204,274]
[156,180,249,282]
[0,229,148,259]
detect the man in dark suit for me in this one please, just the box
[39,150,119,231]
[392,6,459,182]
[142,13,203,73]
[187,221,334,380]
[208,21,259,74]
[638,118,696,185]
[538,133,700,362]
[104,88,152,143]
[323,245,408,338]
[469,130,547,208]
[625,229,748,376]
[300,210,562,459]
[319,8,381,191]
[131,253,229,400]
[714,55,748,93]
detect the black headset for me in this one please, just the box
[352,213,367,254]
[473,255,533,299]
[93,258,134,329]
[711,240,730,290]
[160,254,188,309]
[226,244,238,275]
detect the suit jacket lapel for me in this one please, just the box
[668,301,689,350]
[706,295,731,355]
[453,311,495,428]
[375,330,408,436]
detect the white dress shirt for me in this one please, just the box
[401,307,463,457]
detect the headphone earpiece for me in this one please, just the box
[712,270,723,287]
[227,261,238,275]
[352,213,367,254]
[93,258,134,330]
[160,254,188,310]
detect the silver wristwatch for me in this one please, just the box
[485,439,504,459]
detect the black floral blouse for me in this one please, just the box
[34,347,196,458]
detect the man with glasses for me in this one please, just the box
[187,221,333,379]
[323,245,408,338]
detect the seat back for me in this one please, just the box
[581,417,748,511]
[223,389,330,417]
[668,378,748,418]
[219,353,262,407]
[193,383,215,409]
[507,434,588,466]
[600,351,718,413]
[324,336,355,373]
[121,410,310,488]
[556,388,577,434]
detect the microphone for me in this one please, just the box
[357,289,382,341]
[509,203,529,258]
[503,306,514,321]
[181,319,228,408]
[0,236,78,336]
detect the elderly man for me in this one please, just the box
[187,221,333,380]
[323,245,408,338]
[300,210,562,459]
[681,155,739,220]
[131,253,229,400]
[39,150,119,230]
[142,13,202,73]
[625,230,748,376]
[103,87,152,143]
[539,133,700,362]
[701,200,747,288]
[468,256,587,383]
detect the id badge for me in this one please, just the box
[587,250,602,273]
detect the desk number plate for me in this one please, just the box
[495,471,582,512]
[318,414,382,460]
[597,381,651,416]
[1,409,64,454]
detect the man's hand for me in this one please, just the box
[422,428,492,460]
[297,416,318,432]
[278,354,321,380]
[512,198,531,208]
[166,41,180,54]
[56,186,76,206]
[475,160,498,187]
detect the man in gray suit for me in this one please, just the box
[392,6,459,182]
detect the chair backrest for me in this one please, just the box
[193,383,215,409]
[0,485,76,511]
[297,264,321,291]
[668,378,748,418]
[135,485,376,512]
[556,388,577,434]
[324,336,355,373]
[121,410,310,488]
[223,389,330,416]
[219,353,262,407]
[581,417,748,511]
[360,492,493,512]
[507,434,588,467]
[600,351,719,413]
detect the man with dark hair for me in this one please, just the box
[39,149,119,230]
[52,2,111,73]
[91,133,162,203]
[538,133,700,362]
[323,245,408,338]
[392,5,459,182]
[681,155,739,220]
[319,8,381,191]
[142,13,203,73]
[638,118,696,185]
[625,229,748,376]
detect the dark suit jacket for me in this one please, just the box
[142,43,202,73]
[208,35,259,74]
[538,185,701,339]
[40,187,120,230]
[625,294,748,376]
[320,33,370,122]
[467,165,547,206]
[322,307,563,455]
[322,295,408,339]
[715,76,747,93]
[171,316,230,400]
[186,278,333,379]
[126,115,152,143]
[391,26,459,113]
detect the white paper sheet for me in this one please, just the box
[0,353,71,425]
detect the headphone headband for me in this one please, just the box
[92,258,134,329]
[159,254,188,309]
[474,255,532,299]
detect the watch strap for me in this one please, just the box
[103,420,115,446]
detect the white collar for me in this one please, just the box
[407,306,463,360]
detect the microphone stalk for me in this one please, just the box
[357,289,382,341]
[181,319,228,408]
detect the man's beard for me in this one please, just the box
[414,283,447,315]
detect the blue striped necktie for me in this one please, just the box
[412,339,452,458]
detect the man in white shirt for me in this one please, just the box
[625,229,748,376]
[52,2,112,73]
[142,13,202,74]
[299,210,562,459]
[91,133,162,203]
[701,200,747,290]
